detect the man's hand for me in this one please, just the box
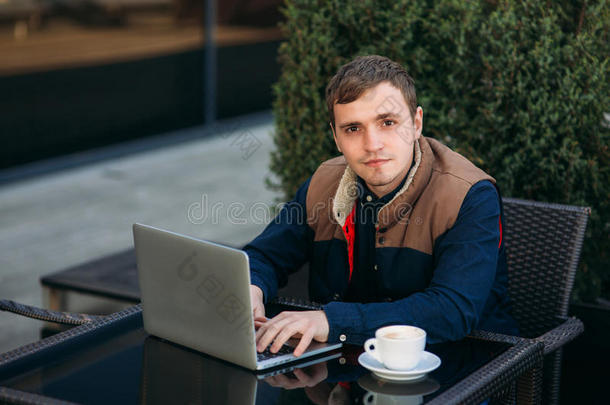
[250,285,265,319]
[254,310,329,357]
[264,362,328,389]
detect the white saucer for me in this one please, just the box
[357,351,441,382]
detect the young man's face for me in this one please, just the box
[332,81,423,198]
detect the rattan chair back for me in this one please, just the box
[501,197,590,338]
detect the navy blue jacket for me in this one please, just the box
[245,137,518,345]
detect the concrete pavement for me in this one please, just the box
[0,112,281,353]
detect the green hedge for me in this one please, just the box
[269,0,609,303]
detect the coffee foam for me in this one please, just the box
[380,326,424,340]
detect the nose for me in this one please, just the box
[363,127,383,153]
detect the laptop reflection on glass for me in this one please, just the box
[133,223,342,371]
[140,335,341,405]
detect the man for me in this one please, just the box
[246,55,518,357]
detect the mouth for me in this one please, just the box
[364,159,390,168]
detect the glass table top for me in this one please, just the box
[0,312,512,404]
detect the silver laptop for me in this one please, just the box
[133,223,342,371]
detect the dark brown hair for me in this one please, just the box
[325,55,417,127]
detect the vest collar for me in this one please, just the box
[332,137,434,228]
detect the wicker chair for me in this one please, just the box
[500,197,590,404]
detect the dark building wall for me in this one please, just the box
[216,41,280,119]
[0,41,281,169]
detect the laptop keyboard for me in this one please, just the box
[257,344,294,361]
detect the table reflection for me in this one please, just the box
[358,375,440,405]
[140,336,509,404]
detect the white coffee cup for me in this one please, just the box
[364,325,426,371]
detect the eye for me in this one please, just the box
[345,126,359,133]
[382,120,395,127]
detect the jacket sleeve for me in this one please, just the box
[244,178,313,303]
[322,180,501,344]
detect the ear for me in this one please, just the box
[413,106,424,139]
[330,122,342,153]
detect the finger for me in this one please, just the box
[291,368,315,386]
[254,317,268,329]
[293,329,315,357]
[269,320,305,353]
[256,317,294,352]
[255,317,271,341]
[269,315,309,353]
[306,363,328,386]
[264,375,281,387]
[255,318,273,346]
[271,373,300,389]
[256,312,299,347]
[308,362,328,380]
[253,306,265,319]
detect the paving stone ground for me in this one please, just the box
[0,113,281,353]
